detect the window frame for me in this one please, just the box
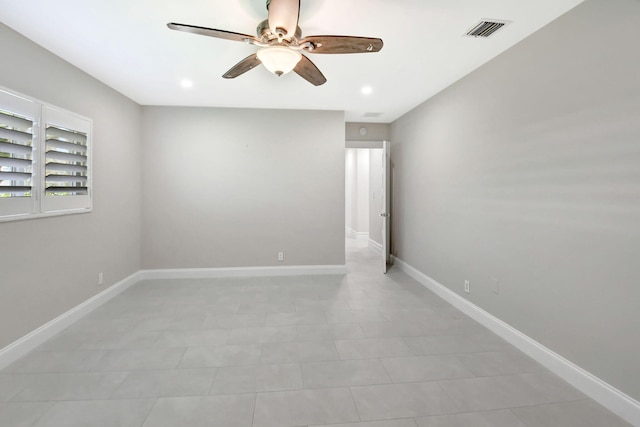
[0,86,93,222]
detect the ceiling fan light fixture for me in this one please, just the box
[257,46,302,76]
[167,0,383,85]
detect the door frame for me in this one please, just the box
[345,140,393,273]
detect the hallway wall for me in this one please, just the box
[346,123,391,143]
[368,149,384,245]
[345,148,370,236]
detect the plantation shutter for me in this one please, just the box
[41,106,92,213]
[0,90,38,218]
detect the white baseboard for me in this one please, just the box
[0,271,142,371]
[345,227,356,238]
[368,238,382,254]
[346,227,369,240]
[139,265,348,280]
[394,257,640,426]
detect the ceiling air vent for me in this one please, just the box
[363,112,383,118]
[465,20,509,38]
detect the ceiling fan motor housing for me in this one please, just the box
[257,19,302,41]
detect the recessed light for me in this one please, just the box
[361,86,373,95]
[180,79,193,89]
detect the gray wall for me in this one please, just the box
[368,149,384,245]
[345,149,358,234]
[345,122,391,147]
[391,0,640,400]
[0,24,142,348]
[141,107,345,269]
[345,149,370,235]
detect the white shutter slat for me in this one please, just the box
[46,138,87,154]
[0,141,32,156]
[0,127,32,144]
[45,162,87,174]
[46,174,88,184]
[45,187,88,195]
[0,157,32,169]
[46,126,87,144]
[0,111,32,130]
[45,150,87,164]
[0,186,30,193]
[0,171,31,180]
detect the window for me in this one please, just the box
[0,87,92,221]
[42,106,92,214]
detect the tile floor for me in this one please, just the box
[0,238,631,426]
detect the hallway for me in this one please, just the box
[0,238,630,426]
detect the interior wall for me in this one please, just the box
[0,24,142,349]
[391,0,640,401]
[345,148,372,236]
[346,122,391,142]
[356,150,370,233]
[345,149,356,234]
[368,149,384,245]
[141,107,345,268]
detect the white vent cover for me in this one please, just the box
[466,20,509,38]
[363,112,383,118]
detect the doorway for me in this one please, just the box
[345,144,389,270]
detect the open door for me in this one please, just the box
[380,140,391,273]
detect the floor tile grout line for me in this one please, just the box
[138,397,159,427]
[299,361,309,390]
[25,401,55,427]
[173,346,189,370]
[250,391,258,426]
[206,366,220,395]
[507,407,531,426]
[6,370,578,402]
[377,356,395,384]
[347,385,363,422]
[8,396,166,404]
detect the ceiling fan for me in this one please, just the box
[167,0,383,86]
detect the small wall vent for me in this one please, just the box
[465,20,509,38]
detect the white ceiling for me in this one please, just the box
[1,0,583,123]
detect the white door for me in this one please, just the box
[381,140,391,273]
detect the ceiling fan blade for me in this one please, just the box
[267,0,300,38]
[300,36,384,54]
[222,54,262,79]
[167,22,258,44]
[294,54,327,86]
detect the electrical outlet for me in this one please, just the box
[277,251,284,261]
[464,280,470,294]
[98,272,104,285]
